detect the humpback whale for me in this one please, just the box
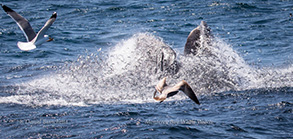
[152,21,225,103]
[1,4,57,51]
[109,21,213,77]
[154,20,214,74]
[136,21,214,76]
[153,77,200,104]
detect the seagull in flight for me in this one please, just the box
[153,77,200,105]
[1,4,57,51]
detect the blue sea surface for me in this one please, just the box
[0,0,292,138]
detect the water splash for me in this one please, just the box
[1,33,292,106]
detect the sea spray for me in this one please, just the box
[1,33,292,106]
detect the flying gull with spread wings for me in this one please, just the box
[1,4,57,51]
[153,77,200,105]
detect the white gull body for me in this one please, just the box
[1,4,57,51]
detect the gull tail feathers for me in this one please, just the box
[17,42,36,51]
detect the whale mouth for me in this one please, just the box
[157,46,178,74]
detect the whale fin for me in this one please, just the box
[184,21,212,55]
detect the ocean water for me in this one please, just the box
[0,0,292,138]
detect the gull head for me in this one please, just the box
[34,35,50,46]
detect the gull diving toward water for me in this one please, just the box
[1,4,57,51]
[153,77,200,105]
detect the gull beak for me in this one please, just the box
[47,37,54,42]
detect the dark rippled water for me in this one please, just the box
[0,0,293,138]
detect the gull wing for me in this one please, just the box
[155,77,167,93]
[180,81,200,105]
[1,4,36,42]
[33,12,57,43]
[166,90,179,98]
[163,84,181,97]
